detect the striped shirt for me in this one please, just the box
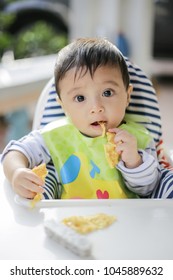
[2,129,161,199]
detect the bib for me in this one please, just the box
[42,117,151,199]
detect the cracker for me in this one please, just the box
[99,121,106,137]
[62,213,116,234]
[31,163,47,208]
[99,122,119,168]
[104,132,119,168]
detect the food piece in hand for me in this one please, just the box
[32,163,48,181]
[104,132,119,168]
[31,193,42,207]
[99,122,119,168]
[31,163,48,208]
[99,121,106,137]
[62,213,116,234]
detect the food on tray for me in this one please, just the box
[104,132,119,168]
[62,213,116,234]
[30,163,48,208]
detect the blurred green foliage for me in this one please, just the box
[0,13,67,60]
[13,21,68,59]
[0,13,15,58]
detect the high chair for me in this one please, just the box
[32,57,173,199]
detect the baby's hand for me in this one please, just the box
[108,128,142,169]
[12,167,44,198]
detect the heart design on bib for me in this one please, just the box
[96,189,109,199]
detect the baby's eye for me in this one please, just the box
[103,90,112,97]
[75,95,85,102]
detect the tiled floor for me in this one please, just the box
[156,80,173,159]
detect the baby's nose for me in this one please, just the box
[90,105,104,114]
[89,96,105,114]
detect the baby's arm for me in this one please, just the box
[3,151,45,198]
[1,130,51,198]
[109,127,161,196]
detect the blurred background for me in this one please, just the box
[0,0,173,153]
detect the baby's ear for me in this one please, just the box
[127,84,133,106]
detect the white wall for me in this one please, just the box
[121,0,154,76]
[69,0,154,76]
[69,0,121,41]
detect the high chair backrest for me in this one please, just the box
[33,57,162,146]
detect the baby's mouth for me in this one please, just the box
[91,121,100,126]
[91,121,106,126]
[91,121,107,136]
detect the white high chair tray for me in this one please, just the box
[1,164,173,260]
[15,195,121,208]
[14,195,173,259]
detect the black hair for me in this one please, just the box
[54,37,130,97]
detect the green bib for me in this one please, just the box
[41,117,152,199]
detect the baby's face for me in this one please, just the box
[58,65,132,137]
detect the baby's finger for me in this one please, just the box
[25,170,45,186]
[116,141,126,154]
[108,127,121,134]
[115,130,132,144]
[15,173,44,193]
[22,179,44,193]
[14,184,36,199]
